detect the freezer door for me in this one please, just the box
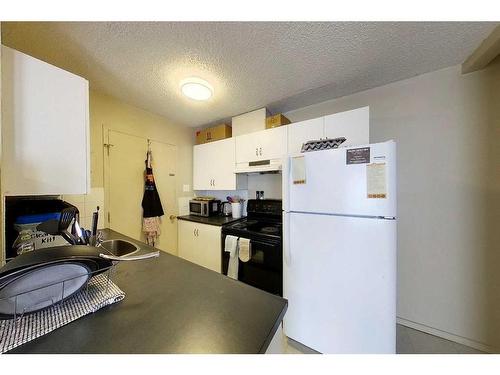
[289,140,396,218]
[283,212,396,353]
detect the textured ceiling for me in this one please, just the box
[1,22,497,127]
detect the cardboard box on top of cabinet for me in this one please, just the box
[232,108,270,136]
[266,113,291,129]
[195,123,232,145]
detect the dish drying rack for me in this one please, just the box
[0,264,117,322]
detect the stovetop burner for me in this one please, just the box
[230,220,258,229]
[259,226,280,234]
[222,199,283,241]
[225,218,282,239]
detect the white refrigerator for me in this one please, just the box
[283,140,397,353]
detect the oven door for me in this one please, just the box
[222,235,283,296]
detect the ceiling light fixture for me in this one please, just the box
[180,77,213,101]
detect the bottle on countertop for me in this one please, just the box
[256,191,265,200]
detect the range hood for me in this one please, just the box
[234,158,282,174]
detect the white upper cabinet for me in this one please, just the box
[1,46,90,196]
[193,108,368,189]
[287,117,325,155]
[193,137,246,191]
[324,106,369,147]
[235,126,287,163]
[193,143,211,190]
[287,107,369,155]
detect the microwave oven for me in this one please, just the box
[189,199,221,217]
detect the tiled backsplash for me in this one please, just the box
[194,190,249,215]
[62,187,105,230]
[178,196,193,216]
[193,175,283,217]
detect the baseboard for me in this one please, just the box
[397,316,496,353]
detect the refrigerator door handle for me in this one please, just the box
[284,243,291,266]
[284,214,291,266]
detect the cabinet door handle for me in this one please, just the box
[213,179,215,187]
[196,229,199,236]
[255,148,258,156]
[259,147,262,156]
[193,229,196,236]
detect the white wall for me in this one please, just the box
[284,61,500,352]
[88,90,194,197]
[247,174,282,200]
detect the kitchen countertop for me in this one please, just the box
[8,229,287,354]
[177,214,244,226]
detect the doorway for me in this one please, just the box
[105,129,178,255]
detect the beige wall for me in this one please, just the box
[284,60,500,351]
[89,89,194,211]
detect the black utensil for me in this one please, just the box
[82,229,89,245]
[59,207,78,245]
[91,206,99,237]
[0,245,109,278]
[0,261,92,318]
[0,244,160,319]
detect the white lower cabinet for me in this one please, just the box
[178,220,221,272]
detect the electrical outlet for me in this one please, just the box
[183,184,191,192]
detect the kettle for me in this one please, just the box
[220,201,232,217]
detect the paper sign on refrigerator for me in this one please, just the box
[367,163,387,198]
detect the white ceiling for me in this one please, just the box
[2,22,497,127]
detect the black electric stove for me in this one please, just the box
[221,199,283,296]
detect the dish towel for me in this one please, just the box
[224,235,239,280]
[239,238,252,263]
[0,273,125,354]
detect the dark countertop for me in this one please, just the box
[177,214,244,226]
[8,229,287,354]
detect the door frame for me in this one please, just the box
[102,126,178,238]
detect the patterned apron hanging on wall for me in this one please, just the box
[142,140,164,247]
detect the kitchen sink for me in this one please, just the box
[99,239,139,257]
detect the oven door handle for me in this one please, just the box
[235,237,281,248]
